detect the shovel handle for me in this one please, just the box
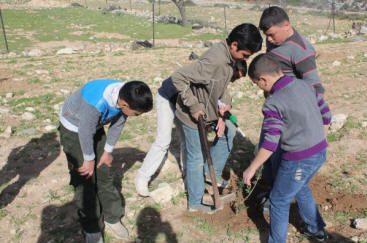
[192,87,222,209]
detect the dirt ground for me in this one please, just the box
[1,2,367,243]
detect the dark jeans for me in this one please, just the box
[59,124,124,233]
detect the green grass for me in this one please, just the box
[0,8,194,53]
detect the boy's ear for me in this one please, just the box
[281,20,291,31]
[230,41,238,50]
[118,99,129,108]
[259,74,270,86]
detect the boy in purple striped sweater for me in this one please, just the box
[257,5,326,215]
[243,54,331,243]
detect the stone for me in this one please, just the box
[351,236,359,242]
[347,55,355,59]
[364,52,367,58]
[361,121,367,128]
[332,60,341,66]
[35,70,49,75]
[45,125,57,131]
[0,107,10,113]
[360,25,367,35]
[22,112,36,121]
[60,89,70,95]
[318,35,328,42]
[53,104,60,111]
[352,218,367,230]
[330,113,347,132]
[7,52,17,57]
[195,43,204,49]
[21,128,36,135]
[25,107,35,112]
[150,183,174,203]
[6,92,14,98]
[153,77,162,83]
[0,126,13,138]
[45,119,51,123]
[28,49,43,57]
[56,48,77,55]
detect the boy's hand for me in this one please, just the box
[323,125,329,138]
[97,151,113,168]
[216,117,226,137]
[78,160,95,179]
[243,166,257,186]
[218,104,231,117]
[191,110,205,121]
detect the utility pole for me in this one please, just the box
[332,0,336,33]
[152,0,155,46]
[0,7,9,53]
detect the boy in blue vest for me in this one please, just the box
[59,80,153,243]
[243,54,331,242]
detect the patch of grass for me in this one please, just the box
[0,208,9,219]
[1,8,192,53]
[151,202,161,211]
[48,189,61,202]
[194,217,215,233]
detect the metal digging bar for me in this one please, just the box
[192,86,222,209]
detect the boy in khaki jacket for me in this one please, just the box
[172,23,263,213]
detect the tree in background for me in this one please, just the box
[171,0,187,26]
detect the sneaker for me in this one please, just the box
[104,221,129,240]
[84,231,104,243]
[135,172,150,197]
[301,227,328,242]
[188,204,218,214]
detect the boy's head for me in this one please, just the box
[226,23,263,61]
[259,6,293,46]
[117,81,153,116]
[231,60,247,82]
[248,54,283,92]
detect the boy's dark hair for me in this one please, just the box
[235,60,247,77]
[226,23,263,53]
[248,54,281,80]
[119,81,153,112]
[259,6,289,31]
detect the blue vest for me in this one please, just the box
[81,79,123,123]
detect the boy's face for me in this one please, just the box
[117,99,143,116]
[228,42,253,61]
[252,77,271,92]
[263,21,291,46]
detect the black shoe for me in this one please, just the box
[301,227,328,242]
[256,193,270,215]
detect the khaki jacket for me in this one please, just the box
[172,40,235,129]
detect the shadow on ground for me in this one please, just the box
[134,206,178,243]
[0,132,60,208]
[37,146,147,242]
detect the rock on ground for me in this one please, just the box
[330,113,347,132]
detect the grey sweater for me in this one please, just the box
[60,81,126,161]
[267,29,325,94]
[261,76,331,160]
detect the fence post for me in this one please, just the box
[0,7,9,53]
[152,0,155,47]
[224,6,227,34]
